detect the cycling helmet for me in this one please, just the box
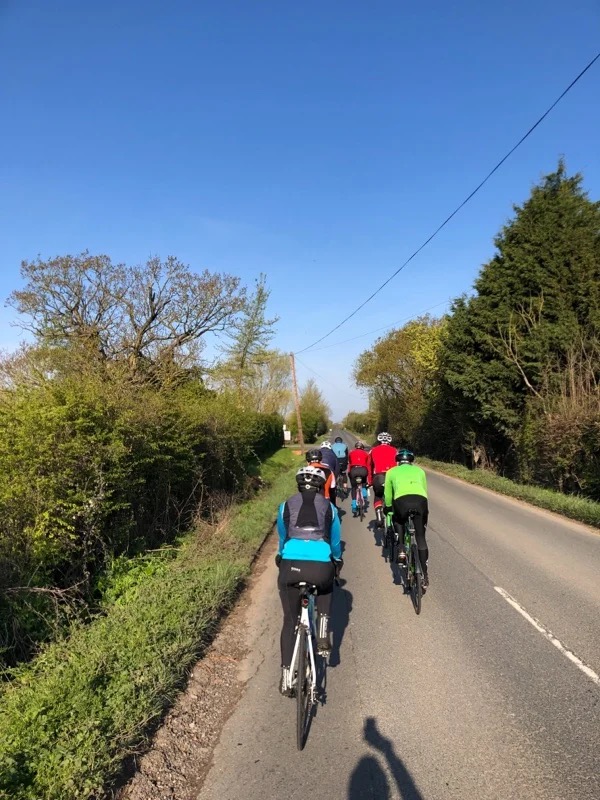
[396,448,415,464]
[355,441,365,449]
[320,440,332,449]
[334,436,343,443]
[377,432,393,444]
[306,448,323,463]
[296,465,326,492]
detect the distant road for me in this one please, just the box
[198,429,600,799]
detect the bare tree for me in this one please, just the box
[8,252,246,375]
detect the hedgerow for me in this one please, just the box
[0,449,300,800]
[0,372,282,666]
[421,457,600,528]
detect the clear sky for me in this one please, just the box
[1,0,599,419]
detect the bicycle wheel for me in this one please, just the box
[410,543,422,615]
[296,627,309,750]
[359,497,364,522]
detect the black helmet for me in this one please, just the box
[306,448,323,463]
[296,465,326,492]
[355,441,365,449]
[334,436,343,443]
[396,448,415,464]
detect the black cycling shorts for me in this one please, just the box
[372,473,386,498]
[349,465,368,488]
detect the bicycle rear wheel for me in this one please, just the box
[296,627,309,750]
[410,543,422,615]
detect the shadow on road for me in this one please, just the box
[329,576,352,668]
[348,755,391,798]
[348,717,425,799]
[368,519,387,549]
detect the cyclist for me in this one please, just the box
[369,432,397,526]
[276,465,343,696]
[319,441,339,505]
[348,441,371,517]
[332,436,349,491]
[305,448,335,502]
[384,448,430,586]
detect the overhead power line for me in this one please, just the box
[303,298,450,353]
[295,49,600,355]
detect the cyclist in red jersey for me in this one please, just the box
[348,441,372,516]
[370,432,397,527]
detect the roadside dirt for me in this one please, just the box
[116,532,278,800]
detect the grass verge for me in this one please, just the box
[420,457,600,529]
[0,449,301,800]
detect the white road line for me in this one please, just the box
[494,586,600,687]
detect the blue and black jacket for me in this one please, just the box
[277,490,342,562]
[319,447,339,477]
[332,441,349,469]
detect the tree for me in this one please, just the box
[287,379,330,443]
[435,160,600,480]
[211,274,288,410]
[8,252,246,379]
[342,409,377,437]
[221,273,279,378]
[244,350,291,415]
[354,315,447,446]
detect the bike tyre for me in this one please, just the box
[296,627,309,750]
[410,543,422,615]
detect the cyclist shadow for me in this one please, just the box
[347,717,425,799]
[328,575,352,670]
[368,519,386,549]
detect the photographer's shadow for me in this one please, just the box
[348,717,425,800]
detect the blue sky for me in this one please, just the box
[1,0,599,419]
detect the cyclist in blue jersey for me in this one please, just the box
[332,436,349,491]
[276,465,342,696]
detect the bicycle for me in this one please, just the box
[383,512,396,560]
[338,469,349,499]
[353,475,366,521]
[288,582,319,750]
[383,510,424,614]
[403,510,424,614]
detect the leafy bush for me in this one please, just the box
[0,449,300,800]
[0,373,282,666]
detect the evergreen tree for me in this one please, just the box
[438,160,600,473]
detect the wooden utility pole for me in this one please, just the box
[289,352,305,452]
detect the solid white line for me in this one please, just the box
[494,586,600,687]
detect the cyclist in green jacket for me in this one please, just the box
[384,448,430,586]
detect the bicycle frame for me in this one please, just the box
[289,585,317,702]
[404,514,423,578]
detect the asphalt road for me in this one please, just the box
[197,432,600,800]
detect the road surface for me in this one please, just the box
[197,432,600,799]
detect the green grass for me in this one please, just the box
[0,449,301,800]
[420,457,600,529]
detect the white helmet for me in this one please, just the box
[296,465,326,491]
[320,440,332,449]
[377,432,393,444]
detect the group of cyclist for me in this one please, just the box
[275,432,429,697]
